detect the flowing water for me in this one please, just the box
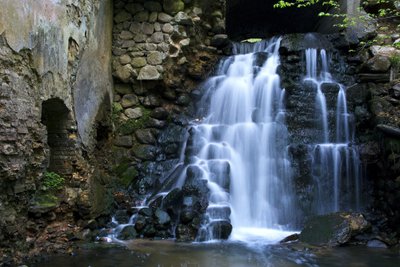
[193,39,297,242]
[105,39,363,244]
[304,49,362,214]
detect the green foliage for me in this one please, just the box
[43,171,65,191]
[389,54,400,68]
[117,108,151,135]
[241,38,263,43]
[32,193,59,208]
[111,102,123,122]
[274,0,400,29]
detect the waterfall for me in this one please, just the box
[305,48,362,214]
[193,39,297,243]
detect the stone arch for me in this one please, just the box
[41,98,76,177]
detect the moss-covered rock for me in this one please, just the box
[163,0,184,15]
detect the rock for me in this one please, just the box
[390,83,400,99]
[150,32,164,43]
[141,22,155,35]
[132,144,158,160]
[115,11,132,23]
[114,135,133,148]
[139,208,153,217]
[162,23,174,33]
[180,208,195,224]
[158,12,173,23]
[280,233,300,243]
[129,22,142,34]
[163,0,184,15]
[118,225,137,240]
[149,12,158,23]
[147,51,163,65]
[367,239,388,248]
[370,45,400,57]
[119,54,131,65]
[115,64,136,82]
[131,57,147,68]
[135,129,156,144]
[134,33,147,43]
[158,125,187,144]
[151,107,169,120]
[120,31,134,40]
[209,220,232,240]
[174,12,193,25]
[299,212,370,246]
[142,95,161,107]
[121,94,139,108]
[155,209,171,225]
[125,3,144,14]
[176,224,197,241]
[137,65,161,80]
[115,84,133,94]
[134,11,149,22]
[145,43,158,51]
[144,1,162,12]
[125,107,143,119]
[363,55,391,72]
[376,124,400,138]
[211,34,229,48]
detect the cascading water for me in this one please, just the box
[305,48,362,214]
[192,38,298,243]
[103,38,363,245]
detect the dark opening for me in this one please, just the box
[41,98,75,176]
[226,0,333,40]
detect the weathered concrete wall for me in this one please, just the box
[0,0,113,260]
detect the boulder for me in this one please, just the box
[211,34,229,48]
[363,55,391,73]
[209,220,232,240]
[125,107,143,119]
[131,57,147,68]
[118,225,137,240]
[299,212,370,246]
[147,51,163,65]
[115,64,136,82]
[135,129,156,144]
[132,145,158,160]
[114,135,133,148]
[174,12,192,25]
[158,12,173,23]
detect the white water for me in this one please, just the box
[192,39,298,242]
[305,49,362,213]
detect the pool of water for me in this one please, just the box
[30,240,400,267]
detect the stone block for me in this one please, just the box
[131,57,147,68]
[134,11,149,22]
[137,66,161,80]
[147,51,163,65]
[121,94,139,108]
[158,12,173,23]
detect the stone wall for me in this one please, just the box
[0,0,113,261]
[110,0,225,194]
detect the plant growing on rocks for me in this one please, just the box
[42,171,65,191]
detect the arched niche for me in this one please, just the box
[41,98,76,176]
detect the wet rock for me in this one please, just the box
[118,225,137,240]
[132,145,158,160]
[176,224,197,241]
[299,212,370,246]
[180,208,195,224]
[367,239,388,248]
[139,207,153,217]
[389,83,400,99]
[376,124,400,138]
[135,129,156,144]
[280,233,300,243]
[135,215,147,231]
[137,65,161,80]
[151,107,169,120]
[209,220,232,240]
[211,34,229,48]
[155,209,171,226]
[158,125,187,144]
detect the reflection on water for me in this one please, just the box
[30,240,400,267]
